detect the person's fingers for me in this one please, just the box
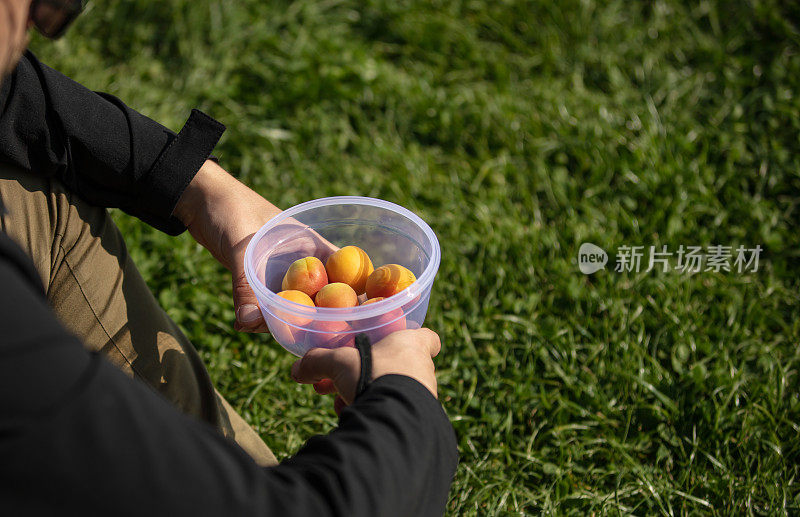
[313,378,337,395]
[417,327,442,358]
[291,347,357,385]
[291,349,327,384]
[231,247,267,332]
[333,395,347,415]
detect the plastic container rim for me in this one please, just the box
[244,196,441,322]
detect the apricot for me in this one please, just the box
[365,308,407,343]
[281,256,328,297]
[357,297,406,342]
[325,246,374,295]
[315,282,358,308]
[308,320,354,349]
[269,290,316,346]
[360,297,385,305]
[277,290,315,307]
[365,264,417,300]
[266,315,297,348]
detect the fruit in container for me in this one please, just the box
[315,282,358,308]
[277,290,315,307]
[359,297,407,343]
[273,249,418,350]
[365,264,416,300]
[269,290,316,345]
[360,297,385,305]
[307,319,354,349]
[281,257,328,298]
[325,246,374,295]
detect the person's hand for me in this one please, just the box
[291,328,442,414]
[175,160,337,333]
[174,160,282,332]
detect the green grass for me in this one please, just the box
[31,0,800,514]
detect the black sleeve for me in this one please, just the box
[0,51,225,235]
[0,235,458,516]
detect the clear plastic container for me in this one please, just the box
[244,196,441,357]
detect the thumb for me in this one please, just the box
[231,246,267,333]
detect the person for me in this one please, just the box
[0,0,458,514]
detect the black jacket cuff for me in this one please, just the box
[136,109,225,235]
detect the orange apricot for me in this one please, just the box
[308,320,354,349]
[364,307,407,343]
[266,316,296,347]
[365,264,417,299]
[325,246,374,295]
[269,290,316,346]
[315,282,358,308]
[357,296,406,342]
[277,290,315,307]
[281,257,328,298]
[360,297,385,305]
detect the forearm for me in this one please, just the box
[173,159,282,270]
[174,160,280,230]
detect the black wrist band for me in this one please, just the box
[355,333,372,399]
